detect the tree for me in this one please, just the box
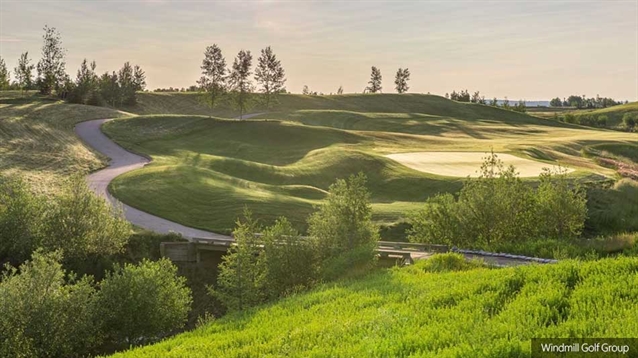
[68,59,98,104]
[42,175,131,259]
[459,89,470,102]
[394,67,410,93]
[133,65,146,95]
[36,25,67,95]
[513,99,527,113]
[302,85,310,95]
[337,85,344,95]
[567,95,584,108]
[0,250,100,358]
[96,259,191,347]
[117,62,146,105]
[308,173,379,279]
[550,97,562,107]
[98,71,120,107]
[212,210,265,311]
[254,46,286,108]
[14,52,35,95]
[0,57,10,90]
[228,50,254,119]
[471,91,481,103]
[366,66,382,93]
[490,97,498,106]
[197,44,227,115]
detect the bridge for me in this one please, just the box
[160,238,557,267]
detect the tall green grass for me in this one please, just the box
[111,256,638,357]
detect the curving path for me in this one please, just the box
[75,118,233,241]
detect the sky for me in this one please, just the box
[1,0,636,101]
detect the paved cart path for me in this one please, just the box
[75,118,233,240]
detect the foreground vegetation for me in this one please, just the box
[0,176,193,357]
[0,251,190,357]
[409,152,587,247]
[112,254,638,357]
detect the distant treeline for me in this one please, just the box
[0,25,147,106]
[445,89,527,113]
[550,95,624,109]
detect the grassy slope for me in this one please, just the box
[104,116,462,233]
[572,101,638,127]
[103,94,636,235]
[0,91,127,192]
[112,257,638,357]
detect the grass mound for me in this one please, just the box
[0,92,127,192]
[111,256,638,357]
[103,93,635,235]
[104,115,462,233]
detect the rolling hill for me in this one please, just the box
[0,92,128,192]
[103,94,636,236]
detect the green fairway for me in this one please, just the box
[0,91,128,192]
[104,115,464,233]
[110,256,638,357]
[103,94,636,236]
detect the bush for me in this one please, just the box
[260,217,317,299]
[417,253,485,273]
[623,113,636,131]
[578,114,594,126]
[42,175,131,258]
[0,175,131,264]
[0,250,100,358]
[596,115,608,127]
[308,173,379,273]
[455,154,536,246]
[0,177,46,263]
[536,168,587,239]
[409,153,587,249]
[96,258,192,347]
[407,193,462,245]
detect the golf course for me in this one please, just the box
[2,3,638,356]
[99,93,635,236]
